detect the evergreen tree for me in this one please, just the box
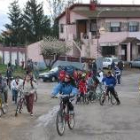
[3,0,24,46]
[23,0,51,43]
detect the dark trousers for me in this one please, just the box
[25,94,34,114]
[12,89,18,104]
[116,75,121,84]
[107,87,120,103]
[62,97,74,111]
[3,90,8,103]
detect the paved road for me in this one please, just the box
[0,71,140,140]
[33,72,140,140]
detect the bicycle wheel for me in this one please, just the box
[90,91,97,103]
[15,98,24,117]
[68,113,75,130]
[110,92,117,105]
[56,110,66,136]
[100,92,106,106]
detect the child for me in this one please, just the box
[77,76,87,103]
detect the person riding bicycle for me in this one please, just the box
[102,71,121,105]
[76,74,87,103]
[51,74,78,114]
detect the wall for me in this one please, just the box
[0,46,26,65]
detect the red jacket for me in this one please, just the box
[78,80,87,94]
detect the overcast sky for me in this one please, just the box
[1,0,140,32]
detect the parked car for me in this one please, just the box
[103,57,123,69]
[39,66,81,82]
[129,58,140,68]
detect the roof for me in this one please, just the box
[73,10,140,18]
[56,3,140,20]
[120,37,140,44]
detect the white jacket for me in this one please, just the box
[11,79,23,90]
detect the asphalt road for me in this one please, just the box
[0,70,140,140]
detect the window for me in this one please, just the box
[129,22,139,32]
[138,46,140,54]
[102,46,116,56]
[90,20,97,36]
[60,24,64,33]
[110,22,121,32]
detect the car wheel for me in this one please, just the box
[51,76,56,82]
[129,63,133,68]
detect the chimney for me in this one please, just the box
[66,7,70,24]
[90,0,96,11]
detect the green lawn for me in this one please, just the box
[0,64,26,78]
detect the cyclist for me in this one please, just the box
[76,74,87,103]
[51,74,78,114]
[102,71,121,105]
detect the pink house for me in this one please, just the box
[57,2,140,61]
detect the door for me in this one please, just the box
[77,20,87,38]
[121,45,127,61]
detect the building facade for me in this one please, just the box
[57,3,140,61]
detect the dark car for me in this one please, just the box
[39,66,81,82]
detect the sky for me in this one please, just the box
[1,0,140,32]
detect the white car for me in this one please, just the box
[103,57,121,69]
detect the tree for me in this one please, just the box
[23,0,51,44]
[40,36,70,69]
[46,0,78,37]
[2,0,24,46]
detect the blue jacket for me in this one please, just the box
[52,82,78,96]
[102,76,116,87]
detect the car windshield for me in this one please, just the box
[113,59,119,62]
[50,67,59,72]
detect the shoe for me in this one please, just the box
[2,104,4,108]
[117,102,121,105]
[30,113,33,116]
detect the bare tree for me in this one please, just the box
[46,0,78,22]
[40,36,71,69]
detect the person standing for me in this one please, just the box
[114,65,121,84]
[15,59,18,69]
[6,67,12,88]
[33,62,39,80]
[23,74,37,116]
[21,60,25,69]
[92,60,97,75]
[118,60,123,75]
[11,76,23,104]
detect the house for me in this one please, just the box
[56,2,140,61]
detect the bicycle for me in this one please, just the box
[100,86,118,106]
[85,84,102,103]
[15,89,26,117]
[56,94,75,136]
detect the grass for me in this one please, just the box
[0,64,26,78]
